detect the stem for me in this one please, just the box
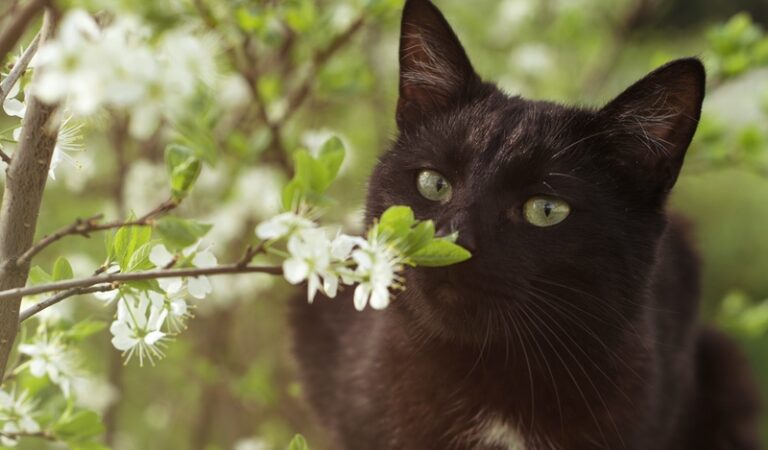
[16,198,178,266]
[18,284,114,323]
[0,10,56,383]
[0,264,283,303]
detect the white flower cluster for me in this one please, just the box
[0,390,39,447]
[17,333,79,397]
[101,243,216,365]
[33,10,218,139]
[256,212,404,311]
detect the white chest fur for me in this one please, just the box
[471,415,528,450]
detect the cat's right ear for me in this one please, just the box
[397,0,480,129]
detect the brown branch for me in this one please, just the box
[0,264,282,302]
[0,0,47,69]
[18,284,113,323]
[282,15,365,123]
[0,9,56,383]
[0,149,11,165]
[16,198,178,267]
[0,430,56,441]
[0,29,40,104]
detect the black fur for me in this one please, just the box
[290,1,762,448]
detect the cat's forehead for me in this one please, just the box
[417,95,594,177]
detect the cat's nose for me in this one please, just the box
[435,213,477,253]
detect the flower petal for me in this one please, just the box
[149,244,174,267]
[187,276,212,299]
[282,258,309,284]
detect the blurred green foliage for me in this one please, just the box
[2,0,768,448]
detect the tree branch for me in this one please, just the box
[0,9,56,383]
[18,284,114,323]
[0,264,282,303]
[282,15,365,124]
[0,29,41,105]
[0,0,47,71]
[0,149,11,165]
[16,198,178,267]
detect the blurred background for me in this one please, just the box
[2,0,768,448]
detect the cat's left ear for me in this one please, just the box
[600,58,705,195]
[397,0,481,129]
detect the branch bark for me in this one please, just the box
[17,198,177,266]
[18,284,115,323]
[0,10,56,382]
[0,264,282,303]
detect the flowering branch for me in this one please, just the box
[0,28,41,105]
[16,199,178,267]
[0,264,282,303]
[0,429,56,441]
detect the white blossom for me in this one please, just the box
[2,81,25,118]
[11,116,84,180]
[149,244,174,267]
[110,294,167,365]
[18,334,79,396]
[350,234,403,311]
[255,212,316,241]
[184,243,217,299]
[283,228,333,302]
[0,390,39,448]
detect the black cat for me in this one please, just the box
[291,1,762,448]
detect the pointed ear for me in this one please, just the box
[600,58,705,197]
[397,0,480,129]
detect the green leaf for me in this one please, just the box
[155,217,213,250]
[288,434,309,450]
[52,257,74,281]
[64,320,107,341]
[401,220,435,254]
[378,205,415,240]
[409,239,472,267]
[127,242,156,272]
[113,223,153,271]
[165,144,202,201]
[282,179,304,212]
[317,137,345,183]
[54,410,105,443]
[28,266,51,285]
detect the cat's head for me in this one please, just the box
[365,0,704,343]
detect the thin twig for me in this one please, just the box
[282,15,365,123]
[0,149,11,165]
[16,199,178,267]
[0,264,282,302]
[18,284,113,323]
[0,430,56,441]
[0,30,41,105]
[0,0,47,70]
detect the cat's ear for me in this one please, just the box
[600,58,705,196]
[397,0,480,129]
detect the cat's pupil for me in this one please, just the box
[435,178,445,192]
[544,203,552,217]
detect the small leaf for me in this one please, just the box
[281,179,304,212]
[54,410,105,443]
[378,205,415,240]
[409,239,472,267]
[28,266,52,285]
[127,242,156,272]
[155,218,213,250]
[317,137,345,183]
[52,257,74,281]
[288,434,309,450]
[401,220,435,254]
[165,144,202,201]
[65,320,107,341]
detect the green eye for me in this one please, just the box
[417,169,452,202]
[523,196,570,227]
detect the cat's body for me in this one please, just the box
[290,1,761,448]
